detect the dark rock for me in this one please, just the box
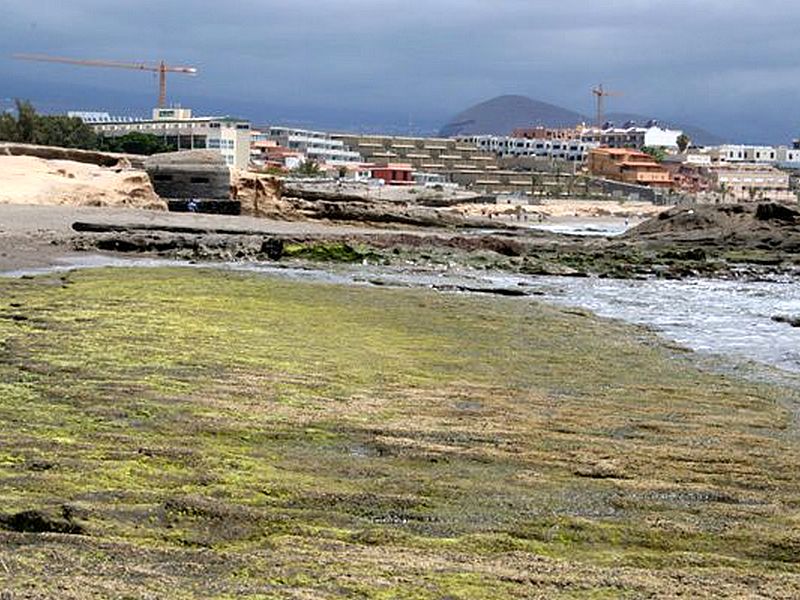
[260,238,284,260]
[756,203,800,223]
[660,247,706,261]
[455,286,529,297]
[0,507,85,535]
[772,315,800,327]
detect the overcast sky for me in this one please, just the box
[2,0,798,141]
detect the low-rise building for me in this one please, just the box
[579,124,682,150]
[332,133,508,186]
[511,123,682,149]
[708,164,796,203]
[88,107,251,169]
[457,135,598,162]
[265,126,362,165]
[704,145,776,164]
[511,126,584,140]
[664,154,797,202]
[661,155,713,194]
[370,163,414,185]
[774,147,800,169]
[694,144,800,169]
[414,172,448,186]
[588,148,673,188]
[250,140,305,171]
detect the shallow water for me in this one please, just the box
[526,219,632,237]
[526,276,800,374]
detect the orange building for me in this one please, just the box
[588,148,673,188]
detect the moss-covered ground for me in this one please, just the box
[1,267,800,598]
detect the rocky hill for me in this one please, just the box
[439,95,585,137]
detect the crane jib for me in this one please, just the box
[11,53,198,108]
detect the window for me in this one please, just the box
[153,174,173,182]
[190,177,210,184]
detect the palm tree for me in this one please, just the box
[719,182,729,204]
[530,173,541,202]
[677,134,691,153]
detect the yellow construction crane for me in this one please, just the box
[12,53,198,108]
[592,84,622,127]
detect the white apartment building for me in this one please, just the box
[579,125,682,149]
[455,124,680,163]
[707,145,776,163]
[85,107,252,169]
[777,147,800,168]
[67,111,136,124]
[697,144,800,169]
[458,135,598,162]
[265,126,362,165]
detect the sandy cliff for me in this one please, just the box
[0,154,165,210]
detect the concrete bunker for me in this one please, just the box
[145,150,239,214]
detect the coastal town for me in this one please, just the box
[63,103,800,206]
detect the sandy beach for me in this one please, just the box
[453,197,669,220]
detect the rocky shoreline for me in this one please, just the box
[66,202,800,282]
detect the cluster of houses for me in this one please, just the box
[76,107,800,202]
[249,121,800,203]
[588,143,799,203]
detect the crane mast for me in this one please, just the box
[592,84,623,127]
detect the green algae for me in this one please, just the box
[282,241,373,262]
[0,267,799,598]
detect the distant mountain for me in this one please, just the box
[439,95,726,146]
[439,95,585,137]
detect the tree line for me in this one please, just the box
[0,100,175,155]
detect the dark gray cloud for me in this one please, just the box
[2,0,798,141]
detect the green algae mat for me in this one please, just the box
[1,267,800,598]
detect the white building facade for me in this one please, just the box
[579,125,682,149]
[84,108,252,169]
[697,144,800,169]
[457,135,598,162]
[266,126,362,165]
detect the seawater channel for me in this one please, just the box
[5,251,800,378]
